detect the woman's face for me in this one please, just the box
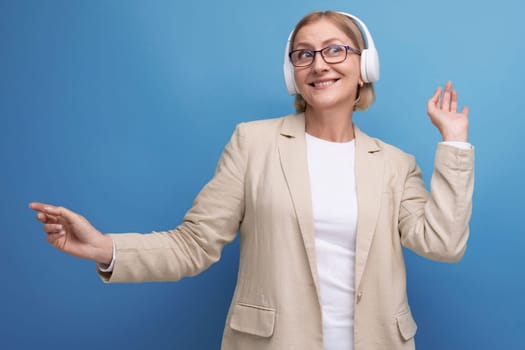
[292,18,363,112]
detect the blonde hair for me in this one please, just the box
[290,11,375,112]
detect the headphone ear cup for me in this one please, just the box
[360,47,380,83]
[283,37,298,95]
[284,59,298,95]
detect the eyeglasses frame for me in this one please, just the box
[288,44,362,67]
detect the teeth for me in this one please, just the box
[313,80,336,87]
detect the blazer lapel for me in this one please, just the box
[354,126,384,290]
[277,114,321,298]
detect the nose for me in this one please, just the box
[311,52,330,72]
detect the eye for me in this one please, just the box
[290,49,315,65]
[297,50,314,59]
[325,45,345,56]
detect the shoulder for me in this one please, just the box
[355,126,417,168]
[232,114,298,142]
[236,114,290,132]
[380,139,414,162]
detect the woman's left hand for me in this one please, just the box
[427,81,469,142]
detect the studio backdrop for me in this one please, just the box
[1,0,524,349]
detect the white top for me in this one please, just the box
[306,133,357,350]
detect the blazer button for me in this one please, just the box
[356,291,363,304]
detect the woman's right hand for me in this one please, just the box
[29,202,113,265]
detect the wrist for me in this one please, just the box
[442,131,468,142]
[93,234,114,265]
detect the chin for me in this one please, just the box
[306,96,346,111]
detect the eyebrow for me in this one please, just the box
[293,37,346,50]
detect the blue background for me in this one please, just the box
[2,0,524,349]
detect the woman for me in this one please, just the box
[30,11,474,350]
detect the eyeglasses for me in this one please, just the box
[289,44,361,67]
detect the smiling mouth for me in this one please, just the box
[310,79,339,88]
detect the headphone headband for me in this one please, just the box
[283,11,380,95]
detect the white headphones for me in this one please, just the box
[283,11,380,95]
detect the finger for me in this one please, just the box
[43,223,64,234]
[461,106,469,118]
[450,89,458,113]
[431,87,441,103]
[39,205,78,224]
[29,202,56,212]
[30,203,66,223]
[441,81,452,110]
[37,212,60,224]
[46,233,65,246]
[428,87,441,110]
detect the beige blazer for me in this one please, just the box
[99,113,474,350]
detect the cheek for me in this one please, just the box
[293,69,309,93]
[350,59,363,79]
[293,67,307,82]
[334,56,361,77]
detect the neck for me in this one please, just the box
[304,106,355,143]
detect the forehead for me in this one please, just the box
[293,18,354,47]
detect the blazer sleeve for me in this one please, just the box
[398,143,474,262]
[98,124,247,282]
